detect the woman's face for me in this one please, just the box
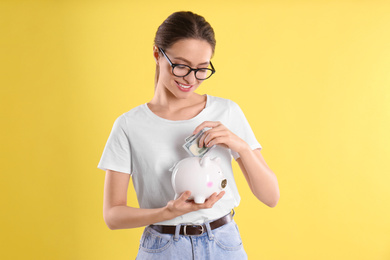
[156,38,213,99]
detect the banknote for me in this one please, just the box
[183,128,212,157]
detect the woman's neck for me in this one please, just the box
[147,88,207,120]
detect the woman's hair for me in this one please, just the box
[154,11,216,88]
[154,11,216,53]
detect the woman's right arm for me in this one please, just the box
[103,170,225,230]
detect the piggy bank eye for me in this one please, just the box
[221,179,227,189]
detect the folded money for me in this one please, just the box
[183,128,213,157]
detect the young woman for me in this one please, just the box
[98,11,280,259]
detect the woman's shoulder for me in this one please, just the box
[207,94,239,108]
[112,103,148,124]
[122,103,145,116]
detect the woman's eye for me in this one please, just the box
[175,65,190,71]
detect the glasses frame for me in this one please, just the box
[158,47,216,80]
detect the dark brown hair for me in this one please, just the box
[154,11,216,87]
[154,11,216,53]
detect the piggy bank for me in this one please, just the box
[171,156,227,204]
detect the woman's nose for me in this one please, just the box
[183,71,198,84]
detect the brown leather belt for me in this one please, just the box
[150,212,233,236]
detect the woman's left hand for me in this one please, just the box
[193,121,249,154]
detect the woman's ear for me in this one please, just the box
[153,45,160,65]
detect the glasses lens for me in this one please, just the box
[195,69,213,80]
[173,65,191,77]
[172,65,214,80]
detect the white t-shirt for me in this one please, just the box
[97,94,262,225]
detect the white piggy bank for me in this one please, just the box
[171,156,227,204]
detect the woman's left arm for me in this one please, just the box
[194,121,280,207]
[236,148,280,207]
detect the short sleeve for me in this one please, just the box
[228,101,262,160]
[97,115,132,174]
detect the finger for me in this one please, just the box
[206,191,225,207]
[199,193,216,208]
[205,191,224,207]
[198,131,207,148]
[206,136,230,148]
[203,130,227,146]
[193,121,221,135]
[177,191,191,202]
[212,190,225,202]
[195,191,226,210]
[200,127,227,148]
[216,190,225,200]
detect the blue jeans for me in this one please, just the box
[135,219,247,259]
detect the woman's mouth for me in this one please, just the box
[176,81,193,92]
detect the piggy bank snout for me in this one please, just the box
[221,179,227,189]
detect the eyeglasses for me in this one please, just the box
[158,47,216,80]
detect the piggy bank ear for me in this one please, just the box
[200,156,211,168]
[212,157,221,165]
[169,161,178,172]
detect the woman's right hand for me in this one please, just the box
[164,191,225,219]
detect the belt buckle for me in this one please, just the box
[183,224,204,236]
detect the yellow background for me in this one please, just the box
[1,0,390,259]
